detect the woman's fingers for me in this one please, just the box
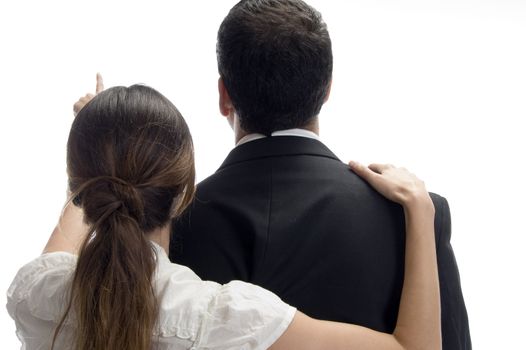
[73,94,94,116]
[96,72,104,94]
[349,160,368,178]
[350,160,400,203]
[350,161,394,180]
[349,161,381,184]
[349,161,427,206]
[368,163,394,174]
[73,73,103,116]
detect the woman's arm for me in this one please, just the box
[43,202,90,254]
[270,162,440,350]
[44,74,103,254]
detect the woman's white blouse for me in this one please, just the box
[6,243,296,350]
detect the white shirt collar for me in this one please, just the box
[236,128,320,147]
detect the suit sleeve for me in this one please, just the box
[433,194,472,350]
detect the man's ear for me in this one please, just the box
[218,77,233,117]
[324,79,333,103]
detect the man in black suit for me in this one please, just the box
[170,0,471,348]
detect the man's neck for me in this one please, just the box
[234,117,319,144]
[303,118,320,135]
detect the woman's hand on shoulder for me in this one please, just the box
[349,161,433,211]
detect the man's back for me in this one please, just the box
[170,136,471,349]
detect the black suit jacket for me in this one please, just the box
[170,136,471,349]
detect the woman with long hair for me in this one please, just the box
[7,83,440,350]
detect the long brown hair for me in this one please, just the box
[52,85,195,350]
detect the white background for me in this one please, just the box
[1,0,525,348]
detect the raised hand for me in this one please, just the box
[73,73,104,116]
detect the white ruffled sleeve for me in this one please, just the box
[194,280,296,350]
[6,252,77,323]
[7,247,297,350]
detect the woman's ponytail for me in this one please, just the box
[67,177,157,350]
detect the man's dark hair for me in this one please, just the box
[217,0,333,135]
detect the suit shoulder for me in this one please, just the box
[429,192,450,213]
[429,191,445,201]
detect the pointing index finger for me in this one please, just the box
[96,73,104,94]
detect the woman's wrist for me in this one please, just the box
[402,190,434,212]
[402,192,435,235]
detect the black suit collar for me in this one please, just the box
[218,136,340,171]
